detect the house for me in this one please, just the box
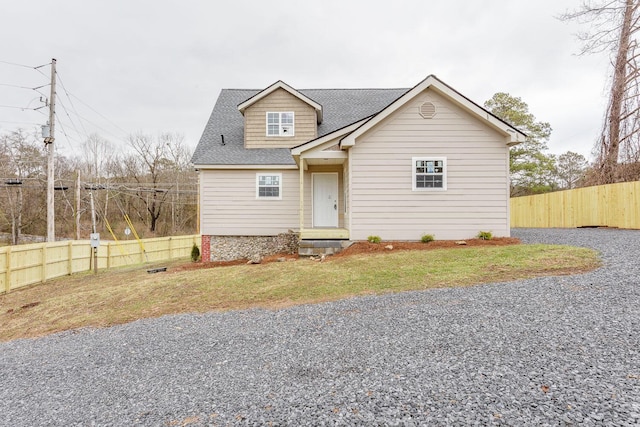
[191,75,526,261]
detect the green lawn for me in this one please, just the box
[0,244,599,342]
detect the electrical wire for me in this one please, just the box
[57,107,128,145]
[68,93,130,136]
[54,70,130,146]
[0,104,42,110]
[54,92,88,149]
[32,63,50,80]
[53,111,83,151]
[2,60,136,155]
[0,83,36,90]
[0,120,41,126]
[56,72,90,139]
[0,60,41,69]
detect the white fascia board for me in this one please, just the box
[238,80,323,123]
[291,118,368,156]
[301,150,347,160]
[193,164,298,170]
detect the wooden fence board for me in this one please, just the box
[511,181,640,229]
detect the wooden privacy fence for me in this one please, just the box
[0,234,200,293]
[511,181,640,229]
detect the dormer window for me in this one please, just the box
[266,112,294,137]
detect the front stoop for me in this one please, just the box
[298,240,351,256]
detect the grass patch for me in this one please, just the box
[0,244,599,341]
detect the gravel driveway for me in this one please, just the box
[1,228,639,426]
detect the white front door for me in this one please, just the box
[313,173,338,227]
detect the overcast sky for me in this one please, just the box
[0,0,613,161]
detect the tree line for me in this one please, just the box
[0,130,197,245]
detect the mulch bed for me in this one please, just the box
[172,237,520,272]
[334,237,520,257]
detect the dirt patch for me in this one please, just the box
[171,238,519,272]
[172,259,249,272]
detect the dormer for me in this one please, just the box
[238,81,322,149]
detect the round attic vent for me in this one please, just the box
[419,101,436,119]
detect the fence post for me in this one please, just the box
[168,237,173,260]
[68,241,73,275]
[107,242,112,270]
[4,247,11,293]
[41,244,47,284]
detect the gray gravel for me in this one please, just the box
[1,228,639,426]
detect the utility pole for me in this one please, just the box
[89,190,99,274]
[45,58,57,242]
[75,171,81,240]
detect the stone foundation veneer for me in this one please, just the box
[203,232,299,262]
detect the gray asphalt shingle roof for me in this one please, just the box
[191,88,409,166]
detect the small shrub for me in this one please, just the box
[191,243,201,262]
[421,234,435,243]
[367,235,382,244]
[477,231,493,240]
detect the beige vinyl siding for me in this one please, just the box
[244,88,317,148]
[349,88,510,241]
[343,161,350,230]
[200,169,299,236]
[302,165,344,229]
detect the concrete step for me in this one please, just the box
[298,240,349,256]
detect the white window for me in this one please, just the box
[266,112,294,137]
[256,173,282,199]
[412,157,447,191]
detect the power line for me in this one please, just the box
[58,108,127,143]
[0,60,41,69]
[56,72,89,139]
[54,70,131,146]
[0,83,36,90]
[68,93,130,136]
[32,63,50,80]
[0,120,41,126]
[53,110,82,151]
[0,60,51,90]
[0,104,45,111]
[2,60,132,152]
[54,88,90,151]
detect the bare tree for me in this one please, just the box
[81,133,112,180]
[561,1,640,183]
[118,132,187,233]
[0,130,47,244]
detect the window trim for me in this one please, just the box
[256,173,282,200]
[266,112,295,137]
[412,157,447,191]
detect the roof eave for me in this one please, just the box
[291,117,370,155]
[193,163,298,170]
